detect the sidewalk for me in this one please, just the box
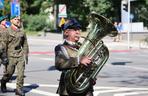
[103,37,140,51]
[29,32,142,52]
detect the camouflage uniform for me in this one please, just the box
[55,41,94,96]
[1,27,29,89]
[0,28,9,66]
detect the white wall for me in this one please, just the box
[121,22,144,32]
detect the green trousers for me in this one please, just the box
[2,56,25,89]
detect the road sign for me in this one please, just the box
[12,0,19,3]
[59,17,66,27]
[0,0,4,9]
[121,0,128,23]
[11,2,20,17]
[123,3,128,12]
[58,4,67,17]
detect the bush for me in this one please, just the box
[22,14,50,31]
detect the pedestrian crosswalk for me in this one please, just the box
[4,83,148,96]
[94,86,148,96]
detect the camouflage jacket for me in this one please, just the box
[0,28,9,65]
[7,27,29,58]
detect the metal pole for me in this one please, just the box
[127,0,130,49]
[54,4,57,29]
[54,0,59,30]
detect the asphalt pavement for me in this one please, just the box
[0,32,148,96]
[36,32,142,51]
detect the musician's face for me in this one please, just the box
[64,28,81,42]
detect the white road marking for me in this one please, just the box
[7,83,58,96]
[114,57,132,60]
[125,66,148,72]
[107,64,148,72]
[94,88,148,96]
[40,58,54,61]
[24,88,58,96]
[6,83,148,96]
[114,91,148,96]
[94,86,148,90]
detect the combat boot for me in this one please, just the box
[1,79,7,92]
[15,88,25,96]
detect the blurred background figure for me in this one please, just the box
[5,21,11,28]
[117,22,123,41]
[113,22,123,42]
[0,15,9,77]
[0,15,8,29]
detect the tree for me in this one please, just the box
[19,0,148,31]
[20,0,28,14]
[131,0,148,27]
[1,0,11,16]
[67,0,90,30]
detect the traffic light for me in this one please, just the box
[123,3,128,12]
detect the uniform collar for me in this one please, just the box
[64,40,76,46]
[64,40,80,49]
[11,25,20,32]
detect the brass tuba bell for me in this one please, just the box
[64,13,118,93]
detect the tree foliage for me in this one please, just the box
[131,0,148,26]
[20,0,53,15]
[18,0,148,31]
[0,0,10,16]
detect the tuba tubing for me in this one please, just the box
[65,13,118,93]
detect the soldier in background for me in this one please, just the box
[1,15,29,96]
[0,15,9,71]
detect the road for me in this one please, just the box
[0,34,148,96]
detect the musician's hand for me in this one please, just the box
[80,56,91,66]
[90,78,97,85]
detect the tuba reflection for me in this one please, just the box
[65,13,118,93]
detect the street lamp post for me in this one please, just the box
[122,0,137,49]
[127,0,130,49]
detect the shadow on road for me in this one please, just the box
[23,84,39,93]
[48,66,56,71]
[111,61,132,65]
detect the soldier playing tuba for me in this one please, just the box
[54,13,118,96]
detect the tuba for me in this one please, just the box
[65,13,118,93]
